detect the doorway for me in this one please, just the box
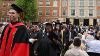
[83,19,89,26]
[93,19,97,26]
[74,19,79,26]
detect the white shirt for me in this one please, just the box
[64,47,89,56]
[82,34,94,41]
[86,40,100,53]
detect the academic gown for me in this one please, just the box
[29,31,42,56]
[37,37,57,56]
[35,31,62,56]
[0,22,29,56]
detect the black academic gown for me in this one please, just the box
[37,37,57,56]
[0,22,29,56]
[29,31,42,56]
[35,31,62,56]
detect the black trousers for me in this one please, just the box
[87,52,100,56]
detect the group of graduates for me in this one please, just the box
[28,21,83,56]
[28,20,100,56]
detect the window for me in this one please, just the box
[62,8,66,16]
[46,0,50,6]
[45,18,49,22]
[62,0,67,7]
[38,11,42,15]
[71,6,75,9]
[46,2,50,6]
[80,9,84,16]
[89,0,93,6]
[80,0,84,6]
[53,9,57,16]
[38,2,43,6]
[89,6,93,9]
[46,8,50,15]
[80,6,84,9]
[71,9,75,16]
[97,0,100,6]
[2,3,6,7]
[39,0,42,2]
[89,9,93,16]
[70,0,75,6]
[97,10,100,16]
[53,0,57,7]
[38,0,43,6]
[38,8,42,16]
[46,0,49,2]
[7,3,11,6]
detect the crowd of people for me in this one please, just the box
[26,20,100,56]
[0,3,100,56]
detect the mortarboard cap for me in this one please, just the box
[11,4,23,13]
[55,23,62,26]
[32,22,39,25]
[45,23,52,27]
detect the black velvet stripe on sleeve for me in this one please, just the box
[11,25,29,51]
[14,25,29,43]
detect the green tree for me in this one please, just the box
[15,0,38,22]
[0,0,2,3]
[0,0,3,18]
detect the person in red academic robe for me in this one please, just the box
[0,4,35,56]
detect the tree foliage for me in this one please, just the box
[0,0,2,4]
[15,0,38,22]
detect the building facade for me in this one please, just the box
[38,0,100,26]
[38,0,68,22]
[38,0,60,22]
[67,0,97,26]
[96,0,100,25]
[0,0,14,21]
[0,0,100,26]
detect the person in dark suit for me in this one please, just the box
[62,24,77,55]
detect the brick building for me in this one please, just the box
[38,0,100,25]
[0,0,100,26]
[0,0,14,21]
